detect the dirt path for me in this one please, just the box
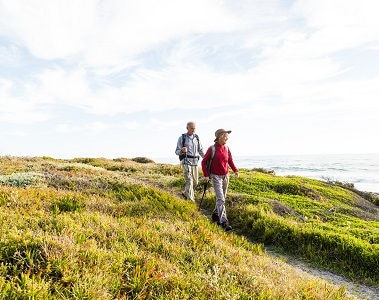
[266,247,379,300]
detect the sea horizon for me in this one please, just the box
[153,153,379,194]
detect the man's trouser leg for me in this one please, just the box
[212,174,229,223]
[182,164,198,201]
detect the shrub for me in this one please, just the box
[52,195,85,213]
[0,172,45,188]
[131,157,155,164]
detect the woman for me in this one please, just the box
[201,129,239,231]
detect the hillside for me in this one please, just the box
[0,156,378,299]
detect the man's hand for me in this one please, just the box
[204,176,210,182]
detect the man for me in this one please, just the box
[201,128,239,231]
[175,121,204,201]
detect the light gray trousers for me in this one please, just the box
[181,164,199,201]
[211,174,230,223]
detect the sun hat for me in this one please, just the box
[214,128,232,142]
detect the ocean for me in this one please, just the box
[154,153,379,194]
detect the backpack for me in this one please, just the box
[179,133,200,161]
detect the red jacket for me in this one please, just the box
[201,143,238,177]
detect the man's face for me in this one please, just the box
[187,124,196,135]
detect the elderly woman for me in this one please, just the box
[201,129,239,231]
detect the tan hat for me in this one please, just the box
[214,128,232,142]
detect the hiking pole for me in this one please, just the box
[198,179,209,211]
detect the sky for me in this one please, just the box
[1,0,379,162]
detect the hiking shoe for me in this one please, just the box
[211,212,219,223]
[221,221,232,232]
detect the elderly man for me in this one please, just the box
[175,121,205,201]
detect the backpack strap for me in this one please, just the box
[206,145,216,175]
[179,134,187,161]
[211,145,216,159]
[179,133,200,161]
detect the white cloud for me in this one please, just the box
[56,121,111,133]
[0,0,96,59]
[1,67,92,124]
[0,0,242,68]
[121,121,140,130]
[85,121,110,132]
[29,67,91,106]
[0,43,23,65]
[295,0,379,29]
[292,0,379,53]
[0,79,51,123]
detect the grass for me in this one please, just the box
[0,155,377,299]
[223,170,379,285]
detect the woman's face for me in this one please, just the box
[219,133,228,145]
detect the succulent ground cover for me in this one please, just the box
[0,156,377,299]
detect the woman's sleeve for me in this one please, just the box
[228,148,238,173]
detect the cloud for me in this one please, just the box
[0,67,95,124]
[56,121,114,134]
[0,78,51,123]
[0,0,252,120]
[0,0,243,68]
[292,0,379,52]
[0,43,23,65]
[0,0,96,59]
[31,67,90,105]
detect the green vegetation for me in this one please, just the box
[0,156,377,299]
[223,171,379,285]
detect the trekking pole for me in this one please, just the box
[198,179,209,211]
